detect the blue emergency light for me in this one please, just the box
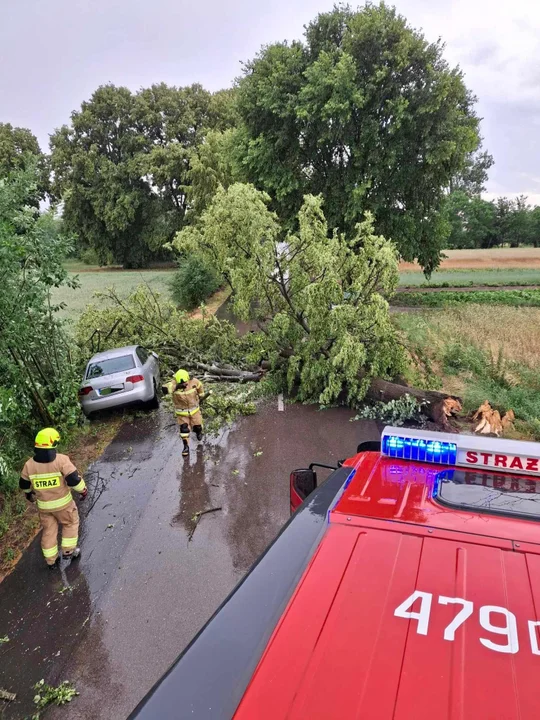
[381,433,457,465]
[381,426,540,476]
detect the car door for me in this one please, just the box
[136,346,159,386]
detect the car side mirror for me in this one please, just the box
[151,351,159,359]
[290,468,317,503]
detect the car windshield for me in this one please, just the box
[434,468,540,521]
[86,355,135,379]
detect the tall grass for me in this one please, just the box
[395,306,540,439]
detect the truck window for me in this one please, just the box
[434,469,540,521]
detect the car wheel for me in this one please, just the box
[147,381,160,410]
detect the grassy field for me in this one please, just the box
[395,306,540,439]
[52,268,175,321]
[399,268,540,287]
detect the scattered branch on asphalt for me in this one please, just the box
[0,688,16,702]
[33,679,78,711]
[188,507,222,542]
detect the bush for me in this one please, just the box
[79,247,100,266]
[170,256,221,310]
[352,394,425,426]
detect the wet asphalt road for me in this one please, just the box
[0,402,378,720]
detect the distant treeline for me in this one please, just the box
[446,192,540,249]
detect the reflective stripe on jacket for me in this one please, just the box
[21,454,80,513]
[172,378,204,415]
[175,406,200,417]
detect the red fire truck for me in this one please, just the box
[130,427,540,719]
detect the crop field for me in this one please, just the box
[399,247,540,271]
[52,268,175,321]
[393,289,540,308]
[399,268,540,287]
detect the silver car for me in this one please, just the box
[79,345,161,417]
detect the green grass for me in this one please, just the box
[393,289,540,308]
[52,269,176,322]
[399,268,540,287]
[395,306,540,440]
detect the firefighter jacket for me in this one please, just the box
[172,378,205,419]
[20,451,86,513]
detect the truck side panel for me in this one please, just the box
[234,523,540,720]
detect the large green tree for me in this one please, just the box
[445,191,497,249]
[0,122,48,200]
[0,165,80,492]
[235,3,481,274]
[449,143,494,196]
[50,83,236,268]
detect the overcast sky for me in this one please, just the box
[1,0,538,202]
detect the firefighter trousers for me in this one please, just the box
[39,500,80,565]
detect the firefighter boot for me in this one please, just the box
[63,547,81,561]
[48,557,60,571]
[182,440,189,458]
[195,427,203,442]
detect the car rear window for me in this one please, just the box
[86,355,135,379]
[434,468,540,521]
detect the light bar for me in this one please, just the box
[382,434,457,465]
[381,427,540,477]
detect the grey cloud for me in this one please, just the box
[463,42,500,67]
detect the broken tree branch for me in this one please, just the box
[188,506,222,542]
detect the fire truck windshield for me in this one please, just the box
[435,469,540,521]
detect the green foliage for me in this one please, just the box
[444,344,540,426]
[352,394,424,426]
[79,246,101,266]
[444,192,540,250]
[0,122,48,200]
[33,679,79,710]
[75,284,251,376]
[449,143,494,196]
[175,183,405,406]
[0,166,82,500]
[169,256,221,310]
[394,289,540,308]
[236,3,481,273]
[202,383,260,435]
[396,309,540,439]
[50,84,236,268]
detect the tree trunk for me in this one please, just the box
[364,377,461,428]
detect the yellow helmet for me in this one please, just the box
[35,428,61,449]
[175,369,190,384]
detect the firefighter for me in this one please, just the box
[19,428,88,569]
[165,369,205,457]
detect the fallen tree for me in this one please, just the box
[76,281,459,427]
[174,185,459,424]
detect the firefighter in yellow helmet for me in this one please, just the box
[19,428,87,569]
[163,369,205,457]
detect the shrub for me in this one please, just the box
[352,394,425,426]
[79,247,100,266]
[170,256,221,310]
